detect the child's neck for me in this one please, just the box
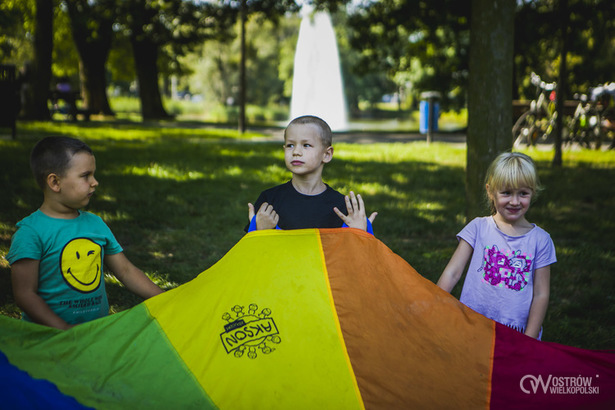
[291,177,326,196]
[492,214,533,236]
[40,201,80,219]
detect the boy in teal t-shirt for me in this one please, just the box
[6,136,163,329]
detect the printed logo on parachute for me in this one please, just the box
[520,374,600,395]
[220,304,281,359]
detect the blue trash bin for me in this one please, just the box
[419,99,440,134]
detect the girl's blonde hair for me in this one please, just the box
[485,152,542,213]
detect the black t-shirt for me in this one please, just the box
[246,181,346,231]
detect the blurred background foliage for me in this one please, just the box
[1,0,613,120]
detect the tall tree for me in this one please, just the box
[344,0,512,219]
[25,0,53,120]
[64,0,115,116]
[0,1,34,64]
[552,0,569,167]
[514,0,615,163]
[219,0,300,132]
[115,0,234,120]
[515,0,615,96]
[466,0,515,219]
[346,0,471,110]
[123,0,169,119]
[238,0,246,132]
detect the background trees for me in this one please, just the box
[514,0,615,99]
[466,0,514,219]
[115,0,236,119]
[346,0,471,111]
[2,0,614,217]
[3,0,614,124]
[65,0,115,116]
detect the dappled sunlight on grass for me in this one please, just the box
[105,271,177,290]
[333,181,411,202]
[219,166,243,177]
[18,120,268,143]
[122,163,206,181]
[415,210,448,225]
[217,145,283,159]
[344,181,385,196]
[96,193,117,203]
[414,200,446,212]
[260,163,290,182]
[335,142,466,164]
[0,222,14,235]
[1,121,615,348]
[96,210,130,223]
[390,172,410,184]
[521,146,615,163]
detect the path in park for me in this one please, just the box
[249,126,580,151]
[251,126,468,147]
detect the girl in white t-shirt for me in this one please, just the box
[437,152,556,339]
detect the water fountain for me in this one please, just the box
[290,9,348,131]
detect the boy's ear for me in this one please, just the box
[322,146,333,163]
[46,173,62,193]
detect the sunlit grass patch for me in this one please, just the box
[95,210,130,223]
[17,120,269,143]
[1,121,614,349]
[335,142,466,164]
[122,163,206,181]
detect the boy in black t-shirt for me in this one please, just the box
[246,115,377,232]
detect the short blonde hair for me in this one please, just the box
[485,152,542,212]
[284,115,333,147]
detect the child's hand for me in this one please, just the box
[333,191,377,231]
[248,202,279,230]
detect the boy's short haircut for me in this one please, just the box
[30,136,93,189]
[285,115,333,147]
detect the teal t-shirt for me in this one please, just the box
[6,210,123,324]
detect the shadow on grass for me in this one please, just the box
[1,130,614,349]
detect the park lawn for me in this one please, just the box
[1,121,614,350]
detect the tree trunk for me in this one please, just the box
[65,0,115,116]
[238,0,247,134]
[131,35,171,120]
[466,0,515,220]
[24,0,53,120]
[78,57,114,116]
[552,0,569,167]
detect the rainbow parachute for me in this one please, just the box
[1,229,614,409]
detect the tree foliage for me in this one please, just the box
[0,0,35,64]
[63,0,115,115]
[3,0,615,124]
[514,0,615,98]
[112,0,236,119]
[466,0,514,219]
[346,0,471,110]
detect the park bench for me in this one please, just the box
[49,89,91,121]
[0,64,20,139]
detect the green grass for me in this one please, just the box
[108,96,291,125]
[107,96,468,131]
[1,120,614,350]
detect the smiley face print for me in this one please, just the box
[60,238,102,293]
